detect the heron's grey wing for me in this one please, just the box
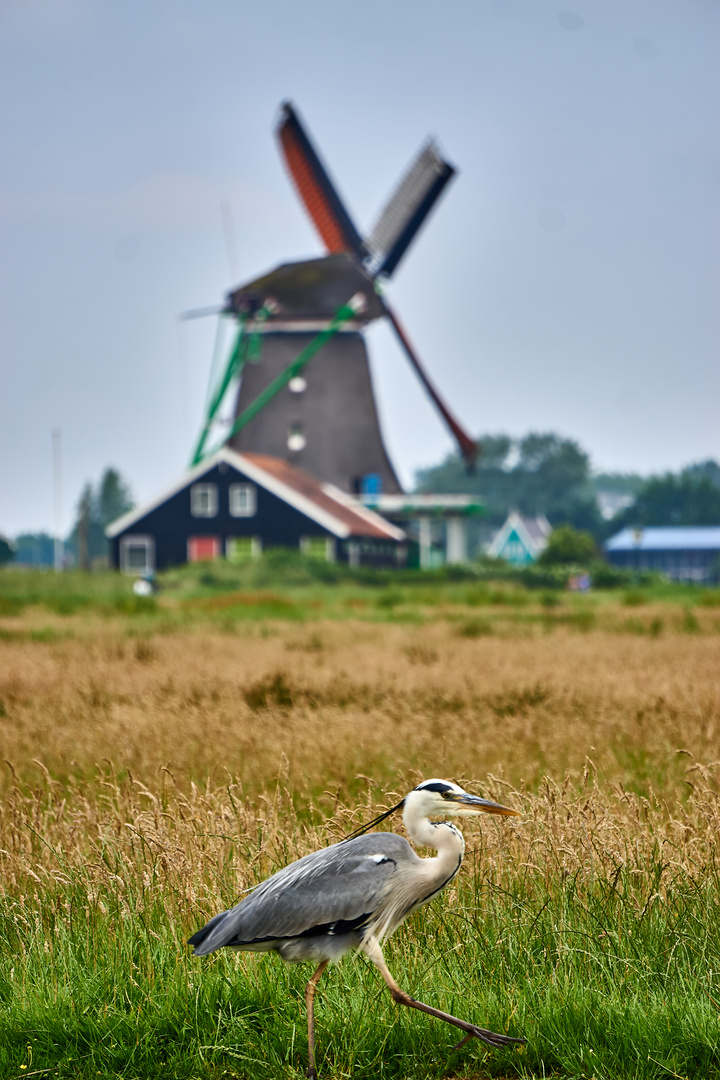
[189,833,415,956]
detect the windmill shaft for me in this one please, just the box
[179,305,226,321]
[383,302,478,467]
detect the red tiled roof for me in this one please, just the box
[241,452,404,541]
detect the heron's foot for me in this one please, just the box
[451,1025,527,1051]
[388,984,526,1053]
[306,1067,318,1079]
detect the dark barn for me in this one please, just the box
[106,448,405,574]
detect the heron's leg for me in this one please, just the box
[362,936,525,1052]
[305,959,329,1080]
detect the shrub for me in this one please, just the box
[538,525,597,567]
[518,564,572,589]
[589,561,633,589]
[456,617,493,638]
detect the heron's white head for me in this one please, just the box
[405,778,520,820]
[342,777,520,845]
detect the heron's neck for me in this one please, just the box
[402,803,465,872]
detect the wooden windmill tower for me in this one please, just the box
[189,102,477,496]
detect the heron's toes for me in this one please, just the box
[461,1025,527,1050]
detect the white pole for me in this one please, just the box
[419,516,432,570]
[52,428,63,572]
[446,516,467,564]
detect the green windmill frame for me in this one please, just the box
[190,293,366,467]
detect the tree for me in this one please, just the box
[517,433,588,502]
[416,431,605,539]
[538,525,597,566]
[66,467,134,566]
[614,469,720,528]
[591,471,646,497]
[98,468,133,529]
[75,483,94,571]
[684,459,720,489]
[13,533,55,566]
[0,536,14,565]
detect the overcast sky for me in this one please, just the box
[1,0,718,536]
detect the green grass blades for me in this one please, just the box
[2,833,720,1079]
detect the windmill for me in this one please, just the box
[189,102,477,497]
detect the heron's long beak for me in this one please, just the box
[447,792,520,816]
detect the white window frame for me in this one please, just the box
[229,483,257,518]
[119,535,155,576]
[226,536,262,561]
[191,483,218,518]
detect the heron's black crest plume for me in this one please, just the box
[342,798,405,842]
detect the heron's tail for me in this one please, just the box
[187,910,230,955]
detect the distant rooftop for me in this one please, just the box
[605,526,720,552]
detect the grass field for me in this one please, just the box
[1,564,720,1079]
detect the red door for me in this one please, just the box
[187,536,221,562]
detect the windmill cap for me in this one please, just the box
[226,254,384,323]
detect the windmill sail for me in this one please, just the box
[239,102,477,475]
[366,140,456,278]
[276,102,366,259]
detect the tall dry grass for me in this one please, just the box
[1,617,718,804]
[3,755,719,928]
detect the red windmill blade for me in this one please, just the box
[277,102,366,260]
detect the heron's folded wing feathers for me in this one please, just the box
[190,833,415,955]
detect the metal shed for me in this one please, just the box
[604,526,720,583]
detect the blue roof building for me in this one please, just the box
[605,526,720,583]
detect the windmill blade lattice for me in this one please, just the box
[366,139,455,278]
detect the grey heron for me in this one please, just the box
[188,778,526,1077]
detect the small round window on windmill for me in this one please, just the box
[288,376,307,394]
[287,421,306,453]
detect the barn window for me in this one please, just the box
[187,536,221,562]
[226,536,262,562]
[191,484,218,517]
[119,536,154,575]
[229,483,257,517]
[300,536,336,562]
